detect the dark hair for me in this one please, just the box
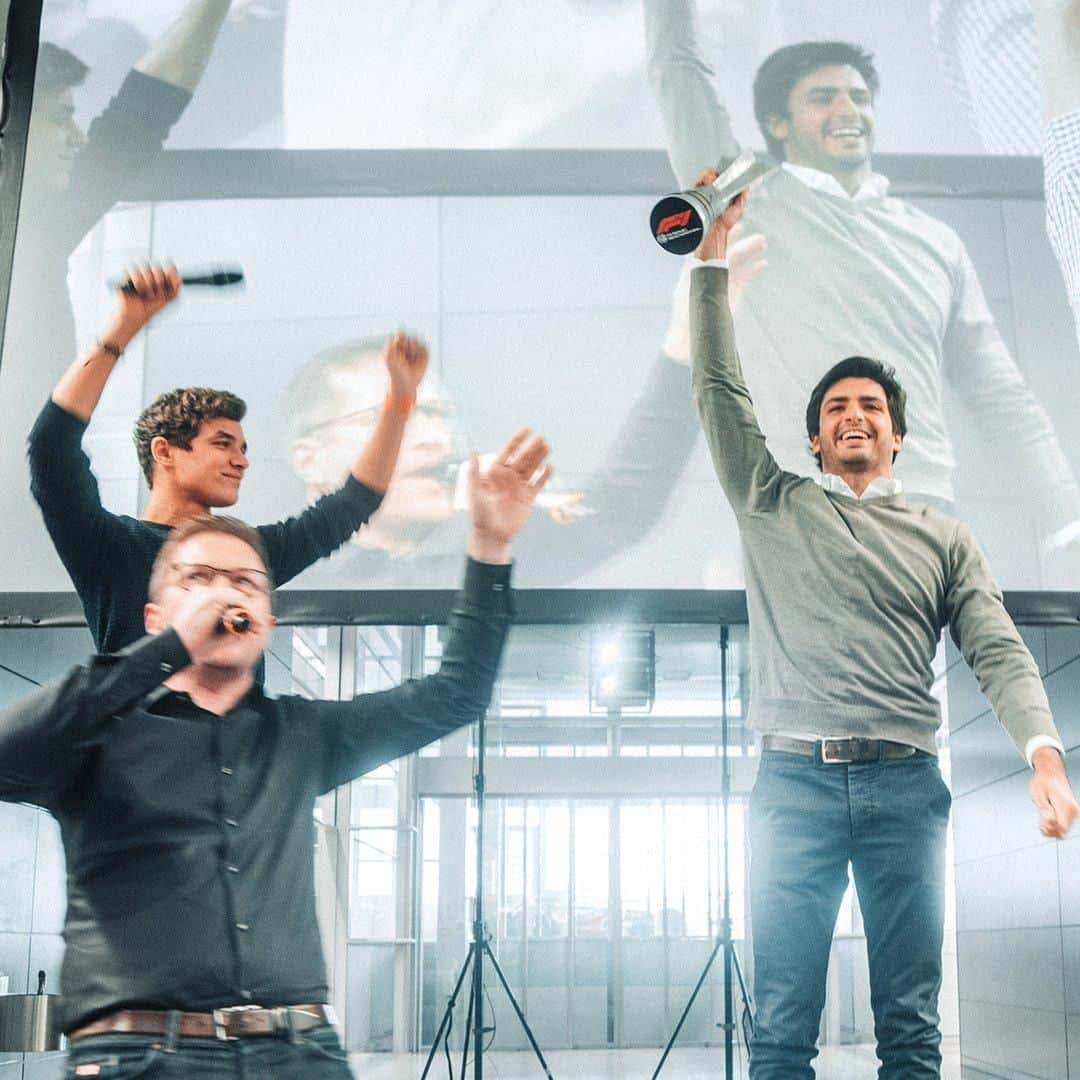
[148,514,271,601]
[753,41,880,159]
[36,43,89,95]
[805,356,907,468]
[134,387,247,486]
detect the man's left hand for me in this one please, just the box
[383,331,429,401]
[1030,746,1079,838]
[467,428,552,563]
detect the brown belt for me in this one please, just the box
[71,1004,333,1042]
[762,734,919,763]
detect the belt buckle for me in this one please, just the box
[820,738,857,764]
[213,1005,261,1041]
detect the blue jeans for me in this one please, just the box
[64,1025,352,1079]
[748,749,951,1079]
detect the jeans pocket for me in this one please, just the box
[65,1041,163,1079]
[297,1024,350,1063]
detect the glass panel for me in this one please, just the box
[620,802,663,940]
[574,804,609,939]
[349,828,398,940]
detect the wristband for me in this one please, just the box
[384,390,416,416]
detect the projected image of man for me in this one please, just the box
[645,0,1080,580]
[688,183,1079,1079]
[279,333,701,589]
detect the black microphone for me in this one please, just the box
[110,264,245,294]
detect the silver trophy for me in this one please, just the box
[650,148,772,255]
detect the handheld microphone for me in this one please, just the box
[110,264,245,294]
[222,609,253,635]
[649,149,772,255]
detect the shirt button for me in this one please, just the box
[160,662,173,673]
[240,990,253,1000]
[225,818,239,828]
[227,865,240,874]
[221,766,234,776]
[236,922,250,931]
[492,583,504,592]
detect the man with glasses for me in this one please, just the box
[28,264,429,654]
[0,437,546,1075]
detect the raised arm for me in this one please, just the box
[134,0,234,94]
[691,186,782,513]
[314,430,551,791]
[643,0,741,189]
[257,332,431,585]
[944,520,1078,838]
[53,265,181,422]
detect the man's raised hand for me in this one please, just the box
[115,263,182,334]
[467,428,552,564]
[384,331,429,402]
[692,168,748,263]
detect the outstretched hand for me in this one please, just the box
[1031,747,1079,839]
[114,263,182,333]
[467,428,552,563]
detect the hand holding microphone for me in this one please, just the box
[170,587,262,665]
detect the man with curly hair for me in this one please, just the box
[28,264,428,654]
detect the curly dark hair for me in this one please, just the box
[134,388,247,487]
[805,356,907,468]
[753,41,880,160]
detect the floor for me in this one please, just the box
[349,1037,963,1078]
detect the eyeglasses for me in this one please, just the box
[171,562,270,597]
[299,401,458,437]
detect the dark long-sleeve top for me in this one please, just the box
[0,557,512,1033]
[28,399,384,652]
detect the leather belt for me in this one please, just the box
[762,734,918,763]
[71,1004,334,1043]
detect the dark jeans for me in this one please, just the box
[64,1025,352,1079]
[748,748,951,1080]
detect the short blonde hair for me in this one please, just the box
[148,515,271,601]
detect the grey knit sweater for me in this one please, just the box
[691,264,1060,757]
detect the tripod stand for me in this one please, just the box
[652,626,754,1078]
[420,709,554,1080]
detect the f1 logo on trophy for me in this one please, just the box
[649,148,772,255]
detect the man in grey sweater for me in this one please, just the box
[691,183,1079,1078]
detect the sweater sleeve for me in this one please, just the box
[690,264,783,514]
[63,71,192,249]
[945,520,1061,758]
[644,0,742,190]
[943,242,1080,533]
[27,399,123,598]
[256,474,384,587]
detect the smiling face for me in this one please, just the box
[768,64,874,179]
[152,418,250,509]
[811,376,901,478]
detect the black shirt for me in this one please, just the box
[0,557,512,1032]
[28,399,384,653]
